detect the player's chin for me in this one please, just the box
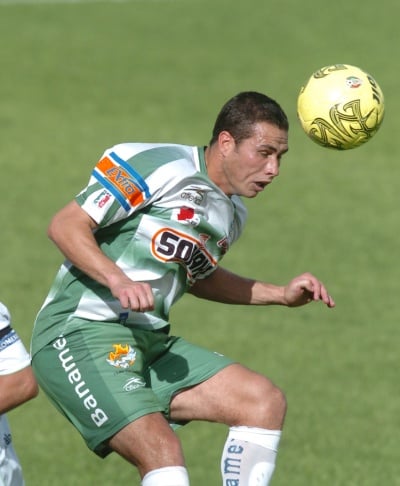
[239,188,257,198]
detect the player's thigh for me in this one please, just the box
[147,336,234,422]
[170,363,286,427]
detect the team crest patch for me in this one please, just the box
[107,344,136,369]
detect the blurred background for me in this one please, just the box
[0,0,398,484]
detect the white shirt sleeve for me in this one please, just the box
[0,332,31,375]
[0,302,31,375]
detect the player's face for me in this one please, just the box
[219,122,288,198]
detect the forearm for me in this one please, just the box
[0,367,38,414]
[189,267,286,305]
[190,268,335,309]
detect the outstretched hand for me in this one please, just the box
[283,272,335,308]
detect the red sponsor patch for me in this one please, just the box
[177,207,195,221]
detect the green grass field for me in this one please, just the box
[1,0,399,484]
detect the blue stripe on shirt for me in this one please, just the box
[92,171,131,211]
[109,151,151,198]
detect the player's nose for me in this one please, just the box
[265,158,280,177]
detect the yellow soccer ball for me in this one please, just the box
[297,64,385,150]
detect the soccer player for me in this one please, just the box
[1,302,38,486]
[31,91,335,485]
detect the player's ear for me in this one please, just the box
[218,130,235,157]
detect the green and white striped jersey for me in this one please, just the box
[32,143,247,351]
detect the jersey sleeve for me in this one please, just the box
[75,143,196,227]
[0,330,31,375]
[75,147,152,226]
[0,303,30,376]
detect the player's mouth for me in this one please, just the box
[254,181,270,191]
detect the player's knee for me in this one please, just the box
[266,383,287,418]
[248,376,287,426]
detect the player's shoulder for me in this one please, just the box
[98,143,200,183]
[108,143,196,167]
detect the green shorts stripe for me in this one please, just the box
[32,320,234,457]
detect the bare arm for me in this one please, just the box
[0,366,38,414]
[189,267,335,308]
[48,200,154,311]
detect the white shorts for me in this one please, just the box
[0,415,24,486]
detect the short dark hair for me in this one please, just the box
[209,91,289,146]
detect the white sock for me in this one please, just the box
[141,466,189,486]
[221,426,281,486]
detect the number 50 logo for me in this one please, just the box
[151,228,216,281]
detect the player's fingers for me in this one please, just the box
[119,292,130,309]
[297,274,334,307]
[312,281,335,308]
[117,285,153,312]
[130,284,154,312]
[138,291,155,312]
[322,288,335,308]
